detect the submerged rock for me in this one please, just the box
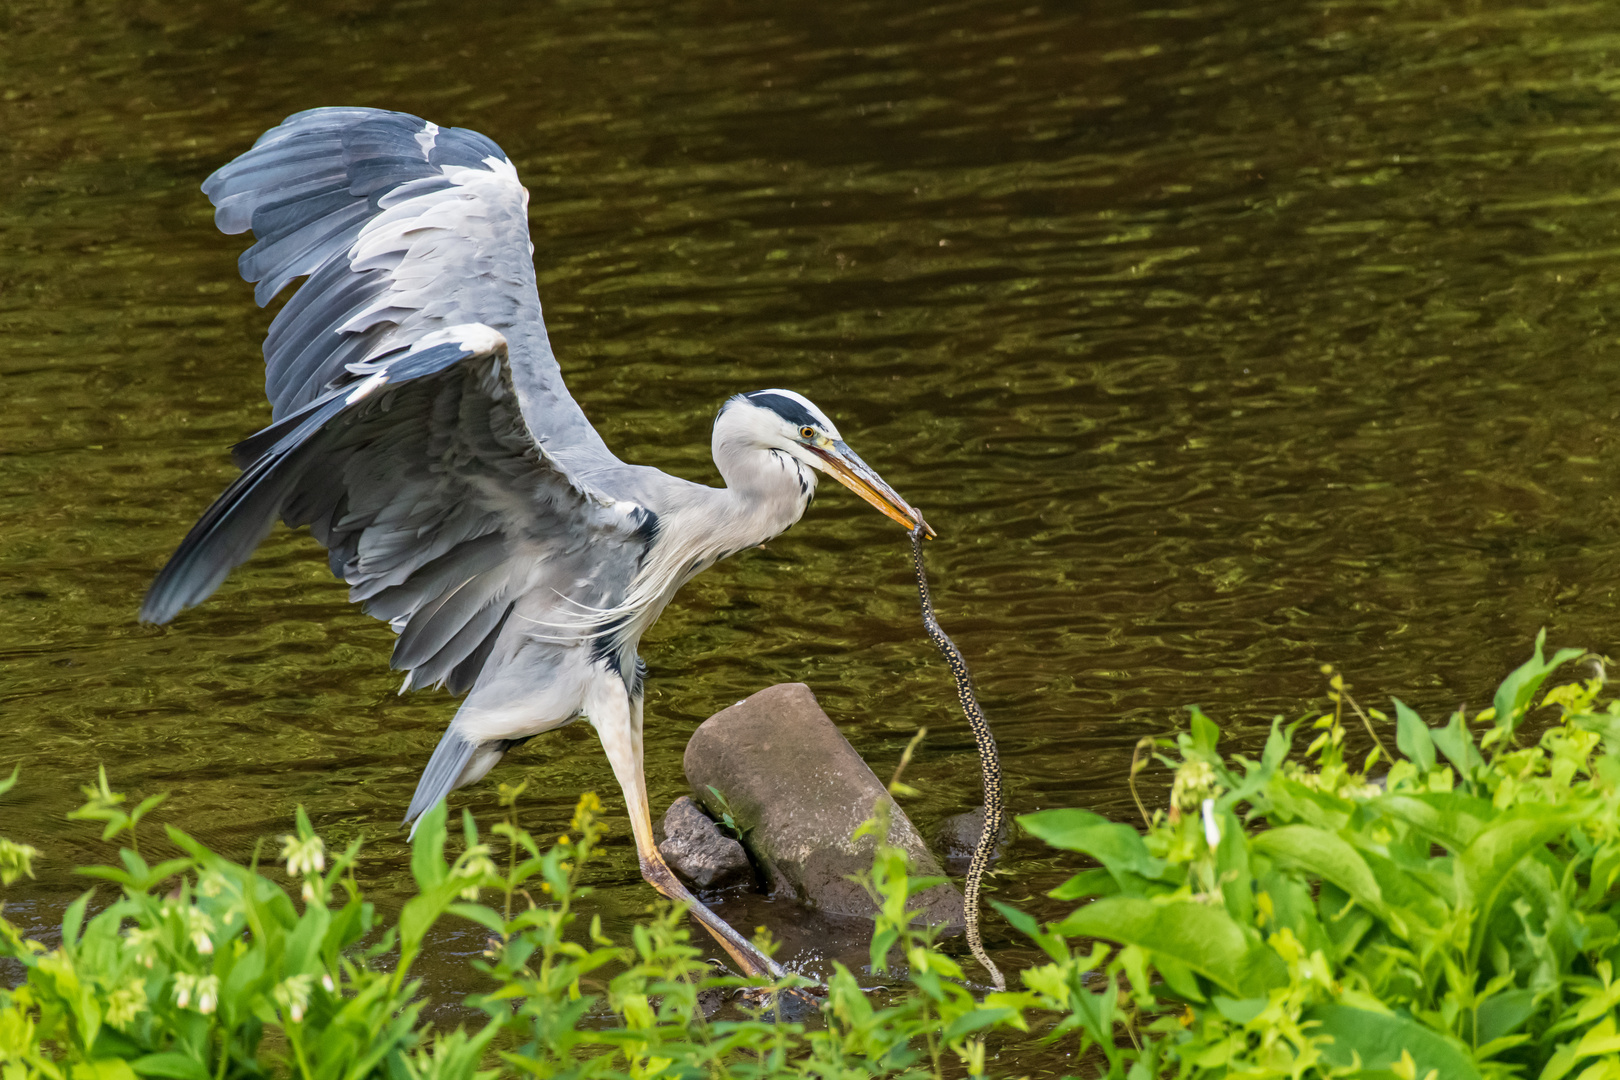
[685,683,964,933]
[659,796,753,891]
[932,806,1010,871]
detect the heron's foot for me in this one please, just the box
[737,982,825,1018]
[639,854,787,980]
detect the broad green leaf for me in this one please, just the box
[1221,717,1291,798]
[1477,987,1537,1043]
[1250,827,1388,921]
[1212,995,1267,1024]
[1432,709,1484,778]
[1393,698,1435,772]
[1573,1014,1620,1057]
[939,1006,1019,1042]
[130,1054,209,1080]
[1379,791,1498,850]
[1457,811,1581,947]
[1188,705,1221,758]
[1492,629,1583,737]
[1212,803,1254,925]
[1319,883,1375,961]
[1262,870,1334,958]
[1048,868,1118,900]
[1357,845,1452,923]
[1018,809,1166,880]
[62,890,92,950]
[1541,1015,1620,1080]
[448,902,506,934]
[1053,897,1286,997]
[1264,777,1352,832]
[1155,954,1204,1001]
[73,1062,139,1080]
[990,899,1040,940]
[1262,716,1294,770]
[1306,1003,1483,1079]
[409,799,449,891]
[1574,711,1620,748]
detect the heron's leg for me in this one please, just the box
[589,676,785,980]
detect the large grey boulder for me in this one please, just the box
[685,683,963,932]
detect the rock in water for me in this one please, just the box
[685,683,964,932]
[933,806,1011,871]
[658,796,753,891]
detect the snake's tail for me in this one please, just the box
[909,524,1007,992]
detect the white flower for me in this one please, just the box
[195,975,219,1015]
[124,927,160,968]
[185,908,215,954]
[274,973,314,1024]
[280,833,326,878]
[173,972,197,1010]
[1201,798,1221,851]
[321,973,335,993]
[173,973,219,1015]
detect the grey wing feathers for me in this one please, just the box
[203,107,613,475]
[140,330,618,695]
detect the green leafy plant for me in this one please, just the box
[0,776,502,1080]
[0,767,39,888]
[5,633,1620,1079]
[0,770,1034,1080]
[1018,631,1620,1078]
[704,785,744,841]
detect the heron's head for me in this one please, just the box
[715,389,934,537]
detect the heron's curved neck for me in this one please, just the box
[593,435,814,651]
[709,441,816,554]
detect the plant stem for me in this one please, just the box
[1339,685,1392,765]
[1128,737,1155,828]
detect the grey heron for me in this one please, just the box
[139,107,932,979]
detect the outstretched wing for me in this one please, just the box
[203,106,615,470]
[141,108,664,694]
[141,328,653,695]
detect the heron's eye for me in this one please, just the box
[799,425,816,440]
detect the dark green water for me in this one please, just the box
[6,0,1620,1016]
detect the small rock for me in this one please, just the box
[696,986,726,1019]
[933,806,1010,870]
[685,683,964,932]
[658,795,753,891]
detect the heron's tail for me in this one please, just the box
[403,727,535,837]
[403,728,479,836]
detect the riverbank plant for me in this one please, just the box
[1,633,1618,1078]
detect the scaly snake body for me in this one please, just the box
[908,523,1005,992]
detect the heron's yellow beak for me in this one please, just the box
[809,440,936,538]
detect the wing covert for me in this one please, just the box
[204,106,614,473]
[141,328,651,695]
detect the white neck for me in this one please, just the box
[708,421,818,553]
[586,413,816,651]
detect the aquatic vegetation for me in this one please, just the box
[4,634,1620,1078]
